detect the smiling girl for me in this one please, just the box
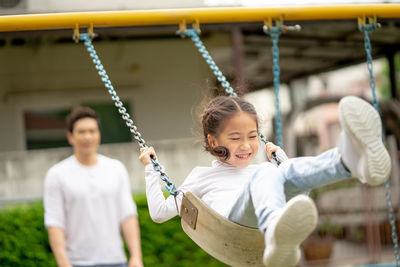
[139,95,391,266]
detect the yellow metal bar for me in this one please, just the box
[0,4,399,32]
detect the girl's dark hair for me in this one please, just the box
[66,107,100,133]
[201,96,258,160]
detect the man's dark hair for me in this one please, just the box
[66,107,100,133]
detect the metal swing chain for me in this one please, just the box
[361,24,380,111]
[79,33,178,196]
[181,29,272,146]
[183,29,238,97]
[359,22,400,265]
[264,25,284,148]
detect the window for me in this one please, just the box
[24,102,132,150]
[24,107,70,150]
[83,102,132,145]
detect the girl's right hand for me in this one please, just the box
[265,142,280,161]
[139,146,157,166]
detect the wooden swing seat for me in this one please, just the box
[181,192,265,267]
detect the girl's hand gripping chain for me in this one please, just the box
[139,146,157,166]
[265,142,283,166]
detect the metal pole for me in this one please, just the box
[232,26,247,96]
[0,4,400,32]
[363,185,379,263]
[387,49,399,100]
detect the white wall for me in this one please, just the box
[28,0,208,12]
[0,138,213,201]
[0,32,240,200]
[0,0,210,15]
[0,104,24,151]
[0,33,232,152]
[0,137,268,201]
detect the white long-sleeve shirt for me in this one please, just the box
[145,149,288,223]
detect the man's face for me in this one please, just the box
[67,117,100,157]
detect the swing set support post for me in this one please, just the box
[386,49,399,100]
[0,4,400,32]
[231,26,247,96]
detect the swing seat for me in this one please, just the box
[181,192,265,267]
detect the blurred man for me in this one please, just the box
[44,107,143,267]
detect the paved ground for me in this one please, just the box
[299,240,398,267]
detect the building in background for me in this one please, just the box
[0,0,398,202]
[0,2,399,265]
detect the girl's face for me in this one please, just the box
[208,111,259,168]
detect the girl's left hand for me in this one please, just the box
[264,142,280,161]
[139,146,157,166]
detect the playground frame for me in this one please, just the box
[0,4,399,32]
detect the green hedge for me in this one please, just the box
[0,194,226,267]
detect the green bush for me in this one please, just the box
[0,202,56,267]
[0,194,226,267]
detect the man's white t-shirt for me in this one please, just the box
[44,154,137,265]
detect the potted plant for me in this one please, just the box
[302,218,343,262]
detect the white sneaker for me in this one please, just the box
[338,96,391,186]
[263,195,318,267]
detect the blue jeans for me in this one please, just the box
[73,264,127,267]
[227,148,352,232]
